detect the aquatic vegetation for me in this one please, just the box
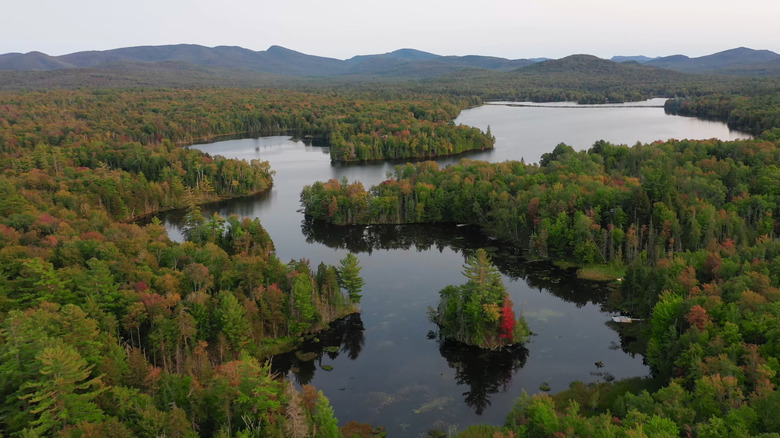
[413,396,453,414]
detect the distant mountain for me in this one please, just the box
[517,54,650,75]
[646,47,780,74]
[347,48,439,64]
[1,45,778,83]
[503,54,687,101]
[0,51,76,70]
[711,57,780,76]
[0,44,537,79]
[344,49,536,78]
[611,55,658,64]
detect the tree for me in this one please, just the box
[312,390,340,438]
[216,291,250,355]
[499,296,516,342]
[19,342,105,435]
[291,273,317,335]
[182,202,206,243]
[232,353,283,433]
[338,253,365,305]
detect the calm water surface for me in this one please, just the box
[162,101,749,434]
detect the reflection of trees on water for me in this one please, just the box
[301,217,610,307]
[436,336,528,415]
[271,313,365,385]
[138,190,271,228]
[606,320,648,358]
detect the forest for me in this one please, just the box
[0,88,491,166]
[1,67,780,436]
[0,88,411,436]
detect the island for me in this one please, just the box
[429,249,530,349]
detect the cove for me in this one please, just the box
[159,100,749,435]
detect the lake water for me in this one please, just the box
[161,100,749,435]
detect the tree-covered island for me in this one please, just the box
[429,249,531,349]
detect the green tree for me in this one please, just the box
[19,342,105,435]
[216,291,250,355]
[462,249,505,302]
[338,253,365,305]
[312,390,340,438]
[291,273,317,335]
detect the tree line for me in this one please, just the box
[0,88,491,164]
[665,92,780,136]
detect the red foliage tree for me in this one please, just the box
[685,304,711,331]
[499,296,516,342]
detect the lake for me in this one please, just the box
[161,100,749,435]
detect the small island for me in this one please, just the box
[429,249,530,349]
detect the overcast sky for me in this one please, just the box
[3,0,778,59]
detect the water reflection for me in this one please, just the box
[434,336,529,415]
[271,313,365,385]
[301,217,610,307]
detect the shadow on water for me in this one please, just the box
[271,313,365,385]
[135,189,273,228]
[433,335,529,415]
[301,217,610,308]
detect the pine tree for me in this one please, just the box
[217,291,250,355]
[312,391,340,438]
[337,253,365,305]
[19,342,104,435]
[291,273,317,334]
[463,249,505,302]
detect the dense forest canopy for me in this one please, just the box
[0,88,491,165]
[1,61,780,436]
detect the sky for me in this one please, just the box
[2,0,779,60]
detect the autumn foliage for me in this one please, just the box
[499,296,516,341]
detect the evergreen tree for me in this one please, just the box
[312,390,340,438]
[337,253,365,305]
[216,291,250,355]
[19,342,105,435]
[291,273,317,335]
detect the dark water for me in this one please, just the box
[160,101,748,435]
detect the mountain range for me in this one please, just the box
[614,47,780,75]
[1,45,778,78]
[0,45,535,78]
